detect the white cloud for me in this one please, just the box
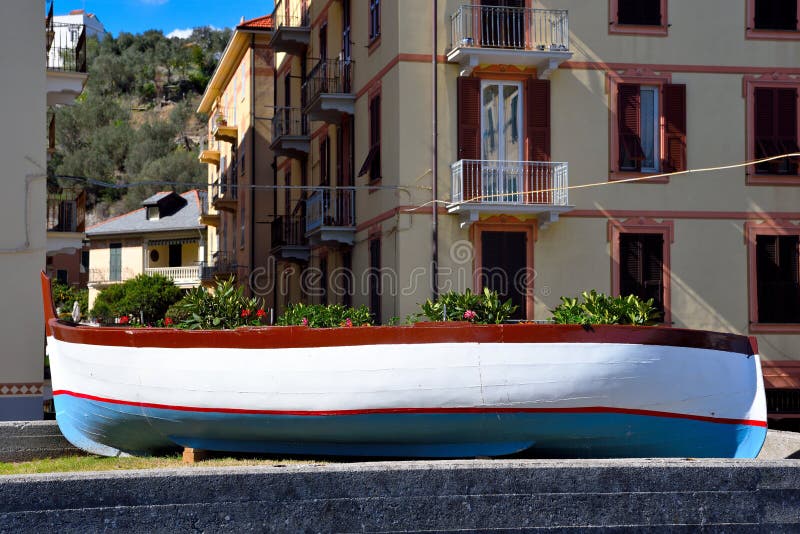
[167,28,193,39]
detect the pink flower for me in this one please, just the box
[118,316,130,324]
[345,318,353,327]
[256,309,266,319]
[241,309,251,318]
[164,317,173,326]
[463,310,477,321]
[301,317,309,326]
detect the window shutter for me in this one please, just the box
[620,233,664,315]
[777,88,799,174]
[757,235,800,323]
[663,84,687,173]
[618,84,644,171]
[457,77,481,160]
[526,78,550,162]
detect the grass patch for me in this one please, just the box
[0,454,321,476]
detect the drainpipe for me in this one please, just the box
[250,34,257,296]
[431,0,439,300]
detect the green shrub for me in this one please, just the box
[277,302,373,328]
[51,281,88,318]
[91,273,182,325]
[176,277,266,329]
[418,288,518,324]
[550,290,661,326]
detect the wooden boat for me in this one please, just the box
[42,273,767,459]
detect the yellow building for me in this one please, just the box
[206,1,800,424]
[197,15,276,297]
[86,191,207,310]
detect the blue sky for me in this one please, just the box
[55,0,276,37]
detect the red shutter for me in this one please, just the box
[618,84,643,171]
[457,76,481,200]
[662,84,687,172]
[526,78,550,161]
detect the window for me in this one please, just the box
[146,206,159,220]
[369,0,381,42]
[619,233,665,316]
[169,244,182,267]
[756,234,800,323]
[481,81,522,162]
[358,94,381,182]
[369,237,381,324]
[609,0,668,36]
[612,81,686,178]
[754,87,798,176]
[56,269,68,285]
[320,136,331,186]
[754,0,798,31]
[109,243,122,281]
[81,250,89,271]
[609,219,672,324]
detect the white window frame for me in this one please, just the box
[480,80,523,162]
[640,85,660,173]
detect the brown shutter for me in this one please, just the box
[757,235,800,323]
[618,84,643,171]
[620,233,664,315]
[457,76,481,201]
[526,78,550,161]
[777,88,799,174]
[662,84,687,172]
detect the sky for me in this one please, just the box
[55,0,276,37]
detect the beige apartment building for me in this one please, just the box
[207,1,800,423]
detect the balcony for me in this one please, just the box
[303,59,355,124]
[449,160,572,228]
[271,215,310,262]
[211,178,237,212]
[270,107,310,158]
[270,0,311,55]
[447,5,571,78]
[305,188,355,246]
[46,16,88,105]
[144,266,201,287]
[200,251,238,285]
[46,190,86,255]
[213,121,238,144]
[199,138,221,166]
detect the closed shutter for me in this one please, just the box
[457,76,481,200]
[777,88,799,174]
[526,79,550,161]
[619,233,664,315]
[109,243,122,281]
[618,84,644,171]
[757,235,800,323]
[662,84,687,172]
[755,87,798,175]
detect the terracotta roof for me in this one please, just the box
[237,14,273,30]
[69,9,85,15]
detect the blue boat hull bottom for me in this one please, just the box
[54,394,766,459]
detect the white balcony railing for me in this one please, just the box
[145,266,200,284]
[451,160,568,206]
[305,188,355,233]
[450,5,569,51]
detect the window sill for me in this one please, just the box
[750,323,800,334]
[746,173,800,186]
[609,23,668,37]
[746,28,800,41]
[368,35,381,56]
[609,171,670,184]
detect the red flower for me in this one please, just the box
[463,310,477,321]
[118,316,130,324]
[301,317,309,326]
[164,317,173,326]
[241,309,251,318]
[256,309,266,319]
[345,318,353,327]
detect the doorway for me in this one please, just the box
[480,230,527,320]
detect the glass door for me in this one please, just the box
[482,80,522,203]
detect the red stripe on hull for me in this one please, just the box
[53,390,767,428]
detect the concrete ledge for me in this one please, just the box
[0,421,83,463]
[1,459,800,531]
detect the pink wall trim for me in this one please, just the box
[745,0,800,40]
[561,61,800,76]
[742,73,800,185]
[564,209,800,220]
[607,69,673,180]
[608,0,669,36]
[470,216,537,321]
[745,220,800,332]
[608,218,674,325]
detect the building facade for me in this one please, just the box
[86,191,208,310]
[210,1,800,424]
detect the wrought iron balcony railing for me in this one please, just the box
[272,215,307,249]
[273,0,310,28]
[47,190,85,233]
[200,251,237,281]
[303,58,354,102]
[272,107,309,139]
[46,21,87,73]
[305,188,355,234]
[211,178,237,202]
[449,5,569,52]
[451,160,568,206]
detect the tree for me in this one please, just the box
[91,274,182,324]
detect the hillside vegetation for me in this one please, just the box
[49,28,231,221]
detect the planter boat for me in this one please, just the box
[42,274,767,459]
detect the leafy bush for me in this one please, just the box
[175,277,266,329]
[550,290,661,326]
[91,273,182,325]
[277,303,373,328]
[51,281,88,318]
[418,288,518,324]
